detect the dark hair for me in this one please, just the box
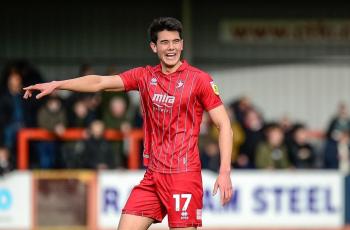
[148,17,183,43]
[1,59,43,92]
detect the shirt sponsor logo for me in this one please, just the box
[210,81,219,95]
[152,93,175,108]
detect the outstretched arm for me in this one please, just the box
[207,104,233,206]
[23,75,124,99]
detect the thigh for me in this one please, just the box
[117,213,153,230]
[122,170,167,223]
[158,171,203,228]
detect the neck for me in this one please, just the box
[161,60,182,75]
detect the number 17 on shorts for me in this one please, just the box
[168,192,202,227]
[173,194,192,219]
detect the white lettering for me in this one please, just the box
[152,93,175,108]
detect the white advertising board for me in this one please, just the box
[0,171,32,229]
[98,170,343,229]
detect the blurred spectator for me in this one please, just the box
[200,139,220,172]
[62,82,98,168]
[0,62,43,167]
[36,94,67,168]
[324,103,350,169]
[279,115,293,136]
[255,123,290,169]
[1,59,43,93]
[103,96,132,168]
[82,120,115,169]
[65,64,100,123]
[0,146,13,176]
[0,70,25,151]
[0,64,41,165]
[83,93,102,119]
[67,99,95,128]
[0,59,43,126]
[101,65,130,117]
[65,93,100,128]
[104,96,132,131]
[236,109,264,169]
[101,91,131,121]
[286,124,316,169]
[326,102,350,142]
[61,140,86,169]
[100,65,131,122]
[230,96,254,126]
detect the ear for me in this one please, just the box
[150,42,157,53]
[180,39,184,51]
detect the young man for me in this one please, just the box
[24,17,233,230]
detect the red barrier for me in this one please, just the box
[18,128,143,170]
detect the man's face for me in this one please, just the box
[150,30,183,68]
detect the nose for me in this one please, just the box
[168,41,175,50]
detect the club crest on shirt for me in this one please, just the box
[176,80,184,88]
[150,77,157,86]
[210,81,219,95]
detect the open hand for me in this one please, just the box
[23,81,58,99]
[212,171,233,206]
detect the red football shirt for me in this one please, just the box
[119,60,222,173]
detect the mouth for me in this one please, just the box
[165,53,177,60]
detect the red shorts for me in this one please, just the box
[122,169,203,228]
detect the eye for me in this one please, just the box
[159,40,169,45]
[173,39,181,44]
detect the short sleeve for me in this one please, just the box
[118,67,146,92]
[197,73,223,111]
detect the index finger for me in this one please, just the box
[23,85,33,90]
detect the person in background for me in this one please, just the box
[0,70,25,153]
[0,62,43,167]
[255,123,290,169]
[82,120,115,169]
[324,102,350,169]
[326,102,350,143]
[286,124,316,169]
[68,99,95,128]
[36,94,67,168]
[103,96,132,168]
[237,109,264,169]
[65,64,100,123]
[230,96,254,126]
[100,64,131,123]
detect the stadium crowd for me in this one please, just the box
[1,60,350,174]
